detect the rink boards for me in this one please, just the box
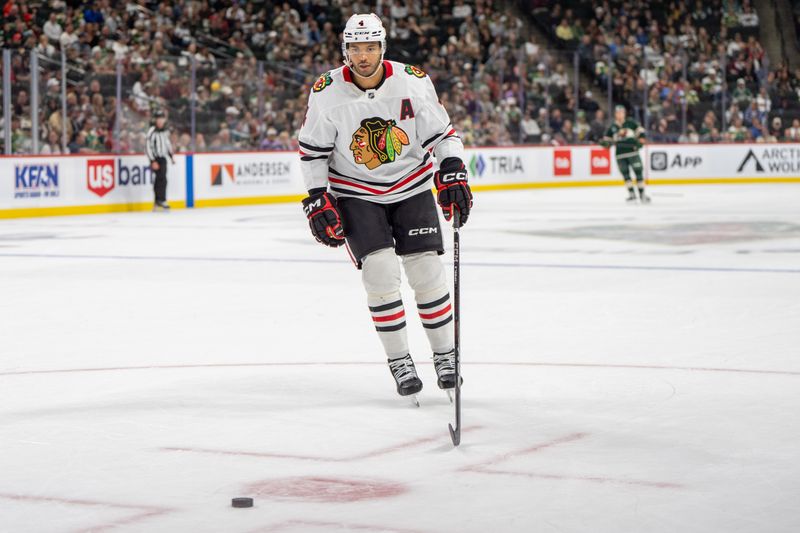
[2,143,799,218]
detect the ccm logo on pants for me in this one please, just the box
[409,227,438,236]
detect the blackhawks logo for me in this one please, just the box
[404,65,427,78]
[350,117,410,170]
[312,72,333,92]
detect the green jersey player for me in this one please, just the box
[601,105,650,203]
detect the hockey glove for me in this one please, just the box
[302,190,345,247]
[434,157,473,227]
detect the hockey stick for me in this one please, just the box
[448,211,462,447]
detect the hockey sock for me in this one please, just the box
[634,157,646,195]
[363,248,409,359]
[633,163,644,182]
[402,252,454,353]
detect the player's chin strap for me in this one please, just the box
[345,57,385,81]
[343,44,386,81]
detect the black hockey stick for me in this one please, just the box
[448,211,462,446]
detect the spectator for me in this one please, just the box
[588,109,607,142]
[748,116,765,140]
[40,129,64,155]
[575,110,591,141]
[785,119,800,141]
[35,34,57,59]
[556,19,574,42]
[678,123,700,143]
[727,116,747,141]
[260,127,282,150]
[732,79,753,109]
[452,0,472,20]
[520,110,542,143]
[755,87,772,114]
[549,108,564,134]
[743,101,766,128]
[725,103,744,126]
[580,91,599,114]
[43,13,63,43]
[68,130,90,154]
[739,6,759,27]
[276,130,294,150]
[59,22,78,49]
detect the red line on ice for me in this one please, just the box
[3,361,799,377]
[0,493,173,531]
[244,476,406,503]
[473,468,684,489]
[252,519,429,533]
[162,426,482,462]
[463,432,589,470]
[461,433,682,490]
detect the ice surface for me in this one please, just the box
[1,185,799,532]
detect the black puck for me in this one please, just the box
[231,497,253,508]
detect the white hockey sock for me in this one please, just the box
[362,248,408,359]
[402,252,454,354]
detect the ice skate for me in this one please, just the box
[639,192,651,204]
[626,190,638,203]
[388,355,423,404]
[433,350,463,402]
[153,201,171,212]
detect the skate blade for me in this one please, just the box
[411,394,420,408]
[446,390,453,403]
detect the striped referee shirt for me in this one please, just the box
[145,126,173,161]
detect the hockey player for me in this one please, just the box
[601,105,650,203]
[298,13,473,400]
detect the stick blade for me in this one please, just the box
[448,423,460,446]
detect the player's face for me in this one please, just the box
[350,127,377,167]
[615,109,626,123]
[348,42,382,77]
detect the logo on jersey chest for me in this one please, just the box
[350,117,410,170]
[312,72,333,92]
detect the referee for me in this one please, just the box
[145,109,175,211]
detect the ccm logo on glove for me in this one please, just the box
[301,191,346,247]
[303,198,322,216]
[434,157,473,226]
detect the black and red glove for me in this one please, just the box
[301,190,345,247]
[434,157,473,226]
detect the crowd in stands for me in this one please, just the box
[2,0,800,154]
[529,0,800,143]
[795,3,800,58]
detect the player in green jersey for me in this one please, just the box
[601,105,651,203]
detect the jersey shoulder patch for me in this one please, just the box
[312,72,333,93]
[403,64,427,78]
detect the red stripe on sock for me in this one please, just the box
[372,310,406,323]
[419,304,451,320]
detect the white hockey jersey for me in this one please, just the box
[298,60,464,204]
